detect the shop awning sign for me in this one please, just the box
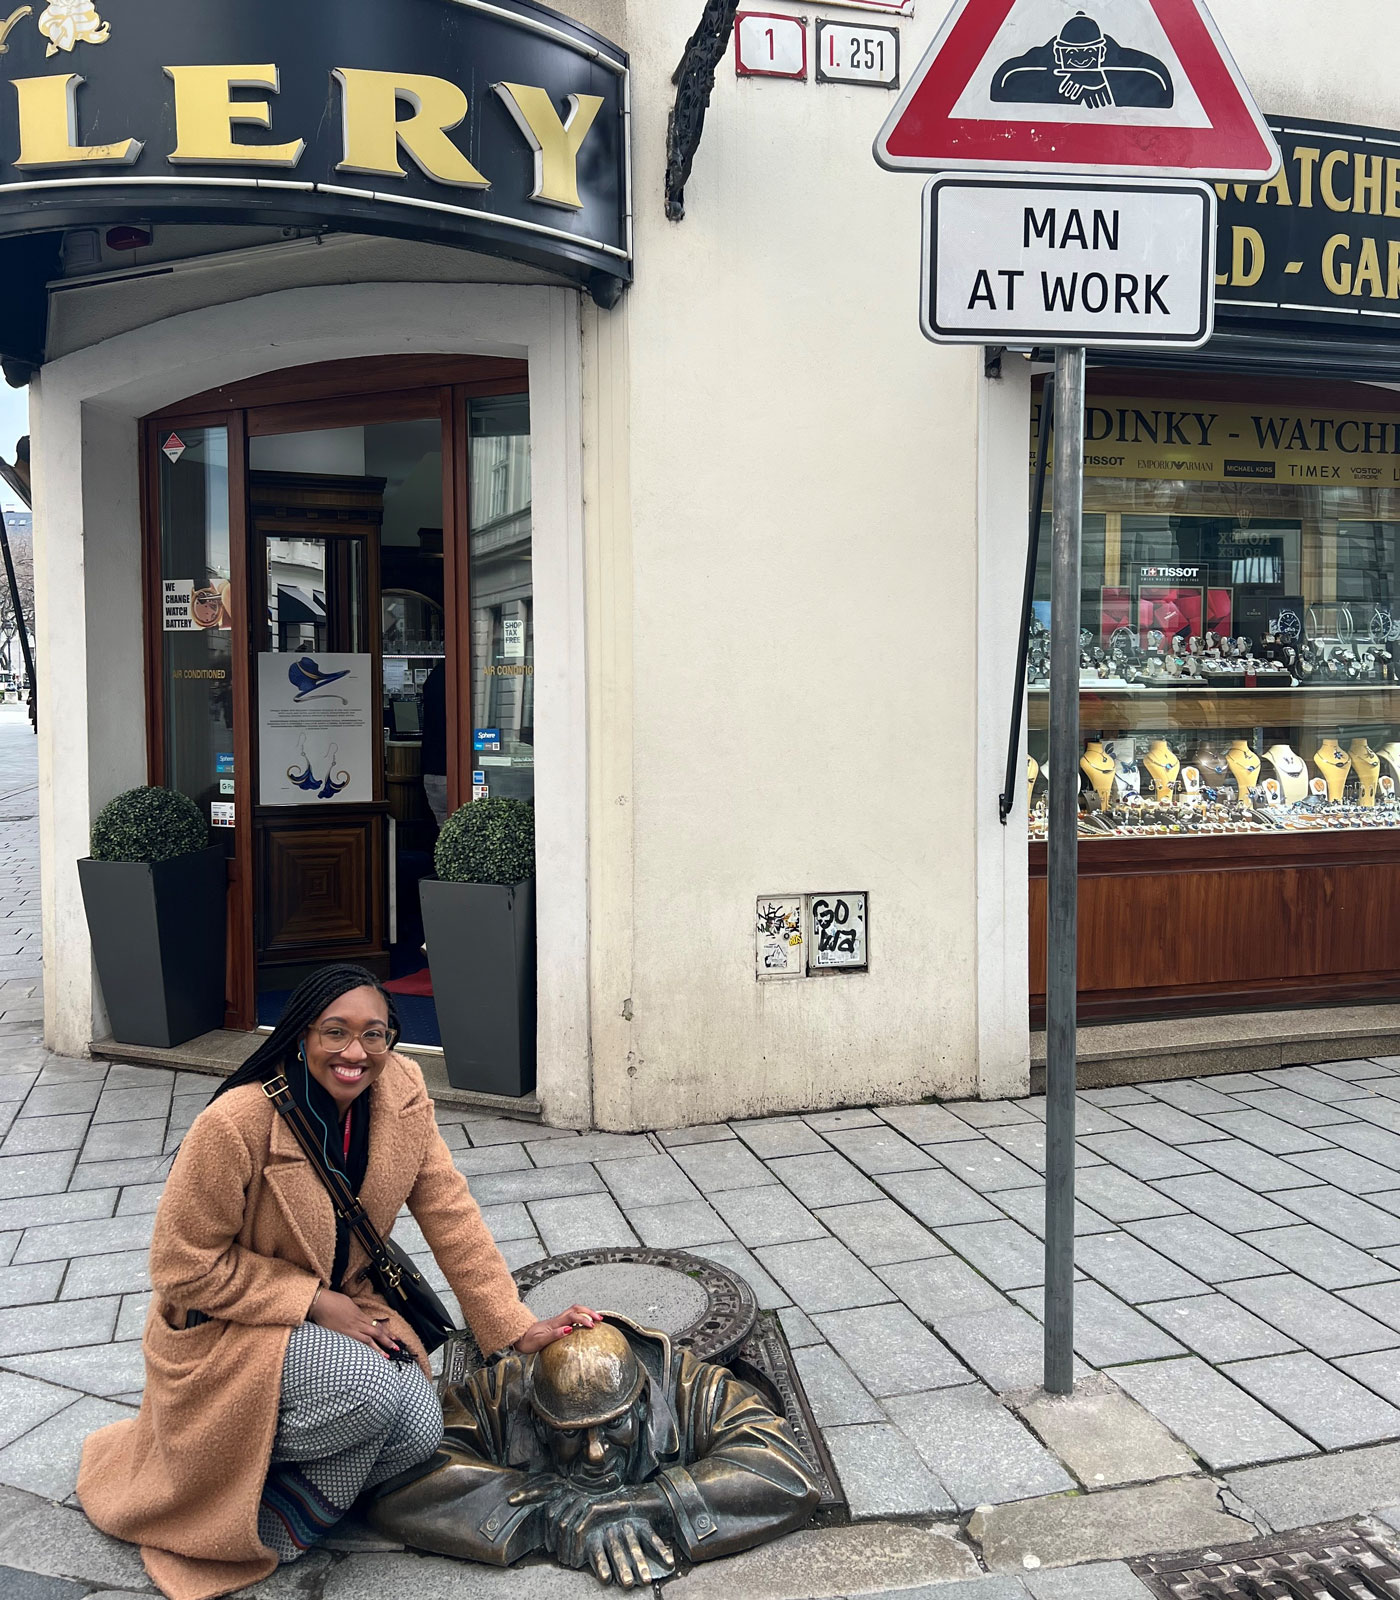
[876,0,1281,180]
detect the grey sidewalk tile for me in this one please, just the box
[766,1152,882,1207]
[1222,1351,1400,1449]
[1075,1231,1210,1303]
[1349,1100,1400,1136]
[1066,1103,1134,1137]
[1138,1293,1300,1362]
[1025,1563,1158,1600]
[115,1292,150,1341]
[670,1140,775,1192]
[804,1109,882,1132]
[1011,1282,1186,1367]
[1081,1087,1154,1106]
[1328,1121,1400,1167]
[478,1203,536,1242]
[79,1120,165,1163]
[1139,1080,1242,1115]
[113,1183,166,1217]
[1073,1166,1184,1222]
[947,1101,1035,1129]
[0,1190,116,1231]
[527,1133,656,1169]
[877,1169,1003,1228]
[1338,1350,1400,1409]
[934,1220,1046,1290]
[3,1339,148,1397]
[877,1255,1011,1326]
[0,1073,37,1102]
[1208,1073,1288,1092]
[877,1104,984,1145]
[732,1120,830,1159]
[1111,1356,1315,1470]
[1198,1110,1331,1156]
[1226,1441,1400,1531]
[0,1115,89,1157]
[454,1144,533,1177]
[1182,1138,1326,1191]
[1015,1377,1196,1490]
[755,1238,896,1314]
[499,1238,545,1272]
[930,1141,1042,1193]
[1267,1065,1378,1101]
[0,1370,80,1448]
[67,1157,170,1190]
[886,1384,1074,1510]
[626,1200,733,1249]
[1229,1089,1357,1129]
[790,1342,885,1425]
[16,1084,101,1119]
[59,1250,150,1300]
[693,1241,790,1309]
[102,1065,173,1091]
[1122,1217,1279,1283]
[12,1214,155,1264]
[0,1294,118,1356]
[709,1184,826,1247]
[1268,1186,1400,1249]
[0,1261,63,1308]
[896,1576,1028,1600]
[991,1185,1116,1239]
[464,1163,605,1206]
[0,1105,15,1139]
[0,1233,14,1267]
[461,1118,580,1147]
[1152,1174,1297,1234]
[1238,1224,1398,1289]
[1077,1132,1207,1181]
[983,1123,1109,1170]
[0,1394,134,1498]
[823,1126,935,1175]
[528,1193,637,1253]
[813,1303,971,1395]
[1112,1104,1231,1145]
[821,1422,955,1517]
[595,1153,702,1209]
[815,1199,948,1266]
[0,1151,76,1200]
[934,1304,1085,1394]
[1339,1281,1400,1335]
[90,1087,171,1126]
[1225,1274,1400,1357]
[777,1305,823,1347]
[1329,1059,1400,1079]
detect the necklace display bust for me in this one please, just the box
[1080,741,1116,809]
[1140,739,1180,801]
[1193,741,1229,781]
[1104,737,1140,796]
[1263,744,1309,804]
[1350,738,1381,806]
[1379,743,1400,789]
[1313,737,1352,802]
[1225,739,1261,802]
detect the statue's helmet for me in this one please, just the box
[529,1322,645,1430]
[1054,13,1107,65]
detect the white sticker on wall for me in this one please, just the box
[756,895,805,979]
[503,616,526,659]
[809,892,868,970]
[211,801,235,828]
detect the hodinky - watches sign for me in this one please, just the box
[0,0,630,296]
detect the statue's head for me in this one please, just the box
[528,1322,647,1494]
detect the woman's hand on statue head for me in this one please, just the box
[514,1304,601,1353]
[308,1288,400,1355]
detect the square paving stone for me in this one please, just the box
[58,1249,150,1300]
[1025,1563,1159,1600]
[102,1065,173,1091]
[766,1152,882,1207]
[1077,1133,1207,1181]
[0,1233,14,1268]
[1269,1186,1400,1249]
[1112,1104,1230,1145]
[1122,1217,1278,1283]
[1229,1089,1357,1129]
[1081,1087,1155,1106]
[1138,1293,1300,1362]
[1222,1351,1400,1449]
[1010,1282,1186,1368]
[671,1141,775,1192]
[526,1133,656,1168]
[1111,1356,1315,1470]
[877,1104,986,1145]
[1268,1065,1377,1101]
[813,1302,971,1395]
[886,1383,1074,1509]
[1075,1232,1210,1303]
[1224,1274,1400,1357]
[709,1184,826,1247]
[1328,1121,1400,1167]
[732,1120,831,1159]
[499,1238,545,1272]
[934,1219,1046,1290]
[478,1203,535,1242]
[462,1118,580,1147]
[0,1151,76,1201]
[0,1261,63,1309]
[1152,1174,1297,1234]
[692,1241,790,1309]
[1073,1166,1184,1223]
[756,1238,896,1314]
[113,1183,166,1217]
[991,1185,1115,1239]
[877,1170,1003,1228]
[1338,1281,1400,1335]
[1198,1111,1331,1156]
[777,1306,822,1346]
[0,1394,135,1498]
[78,1120,165,1163]
[946,1100,1036,1129]
[0,1370,80,1448]
[13,1214,154,1264]
[982,1124,1109,1171]
[625,1201,732,1249]
[1239,1224,1398,1289]
[1183,1138,1326,1191]
[804,1108,882,1132]
[0,1116,90,1157]
[528,1193,637,1253]
[16,1084,101,1119]
[1336,1349,1400,1409]
[1350,1101,1400,1136]
[90,1087,171,1126]
[877,1255,1011,1327]
[0,1190,116,1231]
[1016,1377,1196,1488]
[454,1144,533,1177]
[815,1200,947,1266]
[4,1339,148,1397]
[595,1154,701,1209]
[1225,1442,1400,1535]
[821,1423,954,1518]
[465,1163,605,1207]
[934,1303,1085,1394]
[790,1342,885,1425]
[115,1292,150,1341]
[69,1156,170,1190]
[931,1141,1042,1193]
[1140,1080,1243,1115]
[823,1126,936,1175]
[0,1073,36,1103]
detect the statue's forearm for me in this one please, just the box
[371,1461,545,1566]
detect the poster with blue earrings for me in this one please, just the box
[257,652,374,805]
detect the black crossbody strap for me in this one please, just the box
[262,1074,421,1303]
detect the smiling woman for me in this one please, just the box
[74,963,598,1600]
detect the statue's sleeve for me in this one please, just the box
[652,1354,821,1562]
[369,1359,546,1566]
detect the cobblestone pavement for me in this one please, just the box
[8,710,1400,1596]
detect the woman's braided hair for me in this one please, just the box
[208,964,400,1104]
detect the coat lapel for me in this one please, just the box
[262,1110,337,1278]
[358,1054,432,1236]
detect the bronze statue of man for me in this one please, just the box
[370,1314,820,1587]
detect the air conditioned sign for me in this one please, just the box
[0,0,630,299]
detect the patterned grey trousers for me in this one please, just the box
[258,1320,444,1561]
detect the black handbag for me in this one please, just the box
[263,1074,456,1353]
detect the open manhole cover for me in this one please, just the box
[1132,1522,1400,1598]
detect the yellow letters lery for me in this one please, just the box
[164,65,304,166]
[335,68,488,187]
[13,72,140,166]
[493,82,602,209]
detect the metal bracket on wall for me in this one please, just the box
[984,346,1006,379]
[665,0,740,221]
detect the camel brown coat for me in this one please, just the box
[77,1054,537,1600]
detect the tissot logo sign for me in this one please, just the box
[0,0,631,296]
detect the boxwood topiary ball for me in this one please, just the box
[90,786,210,864]
[434,797,534,885]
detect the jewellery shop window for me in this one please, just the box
[1026,390,1400,842]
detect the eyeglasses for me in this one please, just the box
[312,1023,396,1055]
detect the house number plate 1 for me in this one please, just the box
[816,20,900,87]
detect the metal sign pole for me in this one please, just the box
[1044,343,1085,1395]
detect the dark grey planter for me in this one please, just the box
[78,845,227,1048]
[420,878,535,1097]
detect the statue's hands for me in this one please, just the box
[534,1483,674,1583]
[582,1518,675,1587]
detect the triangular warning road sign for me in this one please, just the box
[876,0,1281,179]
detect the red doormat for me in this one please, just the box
[384,968,434,997]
